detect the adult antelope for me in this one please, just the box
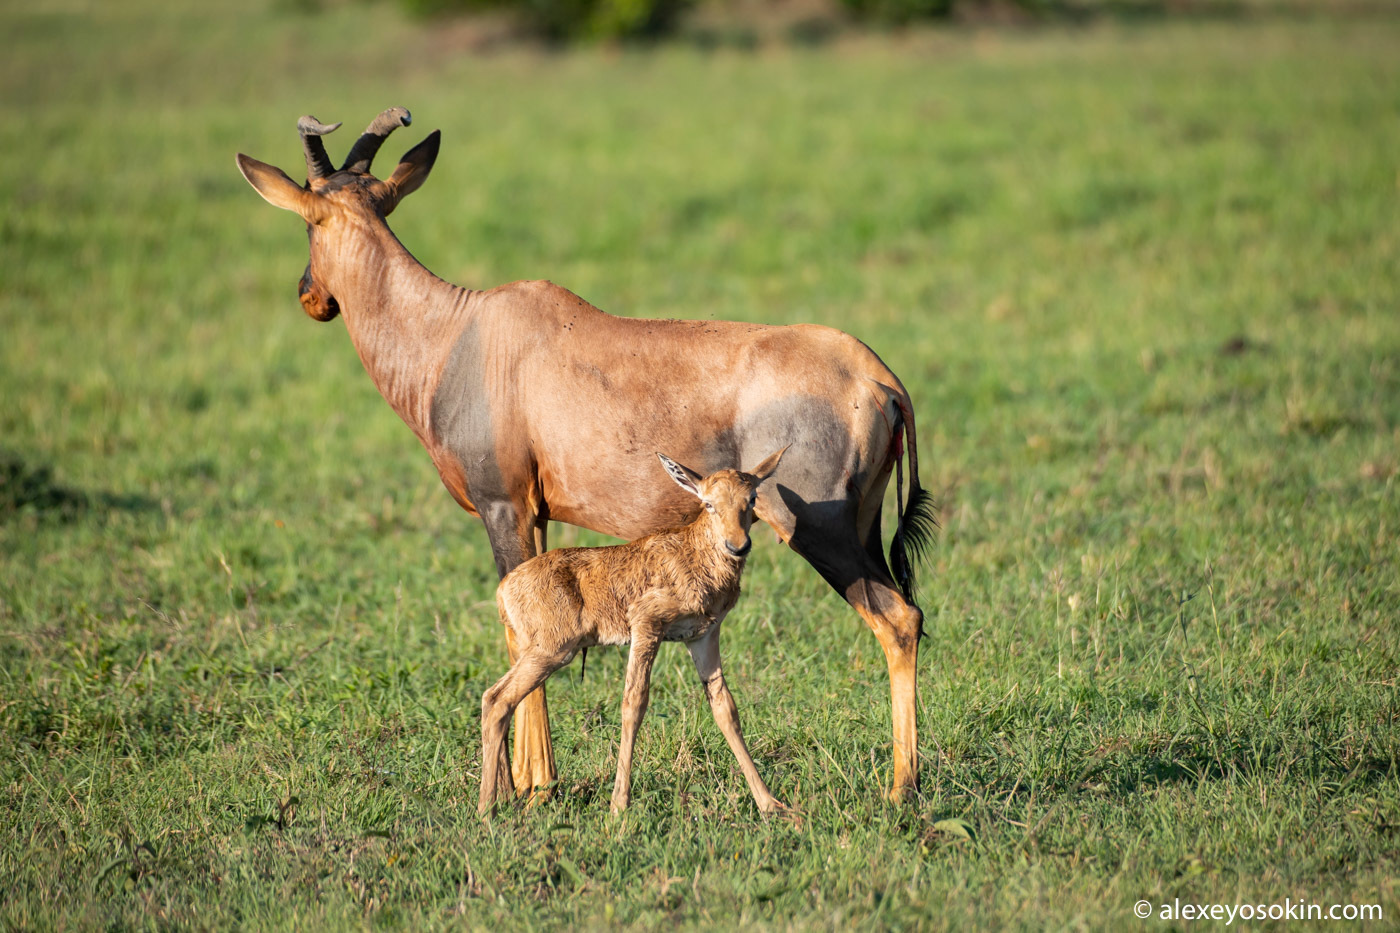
[236,108,937,802]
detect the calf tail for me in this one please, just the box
[889,394,938,605]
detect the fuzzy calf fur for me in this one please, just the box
[480,449,787,816]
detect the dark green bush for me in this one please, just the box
[400,0,692,40]
[837,0,953,23]
[837,0,1065,24]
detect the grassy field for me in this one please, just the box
[3,1,1399,928]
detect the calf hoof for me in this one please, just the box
[770,803,805,827]
[758,798,797,820]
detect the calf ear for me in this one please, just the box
[657,453,703,498]
[379,130,440,215]
[746,445,789,483]
[236,154,326,224]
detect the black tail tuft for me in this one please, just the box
[890,485,938,603]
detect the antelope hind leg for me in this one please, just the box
[785,515,924,803]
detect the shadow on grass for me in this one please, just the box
[0,450,157,524]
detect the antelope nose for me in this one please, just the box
[727,539,751,558]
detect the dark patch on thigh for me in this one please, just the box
[735,395,855,534]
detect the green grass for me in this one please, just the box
[3,1,1399,928]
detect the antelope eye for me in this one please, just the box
[704,502,714,512]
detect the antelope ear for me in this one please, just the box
[379,130,440,215]
[657,453,703,498]
[236,154,326,224]
[746,445,789,484]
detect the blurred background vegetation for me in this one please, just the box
[371,0,1365,42]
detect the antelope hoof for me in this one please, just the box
[887,782,917,805]
[511,744,558,801]
[477,794,501,819]
[522,782,556,808]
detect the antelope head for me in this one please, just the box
[236,108,439,322]
[657,448,787,559]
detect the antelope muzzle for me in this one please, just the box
[298,265,340,322]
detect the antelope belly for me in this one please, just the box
[663,614,719,643]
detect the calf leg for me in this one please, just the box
[687,628,784,815]
[611,632,662,814]
[480,648,561,816]
[485,627,523,795]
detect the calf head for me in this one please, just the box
[658,448,787,559]
[236,108,440,322]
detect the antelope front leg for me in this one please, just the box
[611,633,661,814]
[510,517,558,800]
[482,503,559,800]
[509,666,557,799]
[687,628,785,815]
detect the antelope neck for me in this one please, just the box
[327,223,476,444]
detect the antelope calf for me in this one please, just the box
[480,449,787,817]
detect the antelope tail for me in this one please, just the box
[889,395,938,606]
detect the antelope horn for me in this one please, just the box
[341,107,412,175]
[297,115,342,181]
